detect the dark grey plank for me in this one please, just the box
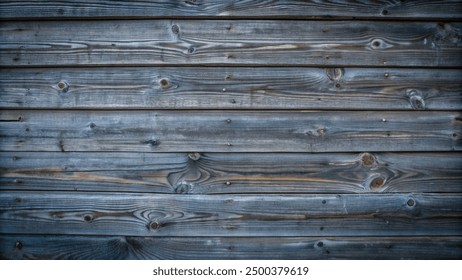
[0,0,461,20]
[1,67,461,110]
[1,192,461,236]
[1,20,461,67]
[1,152,461,194]
[1,235,461,260]
[1,110,460,152]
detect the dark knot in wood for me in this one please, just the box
[370,177,385,189]
[188,152,201,161]
[407,198,416,207]
[361,153,375,167]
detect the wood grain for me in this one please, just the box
[1,20,461,67]
[1,67,461,110]
[1,235,461,260]
[1,152,461,194]
[1,110,460,152]
[1,0,461,20]
[1,192,461,237]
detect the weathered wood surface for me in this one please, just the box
[1,152,461,194]
[1,20,461,67]
[1,235,461,260]
[1,0,461,20]
[1,67,461,110]
[1,192,461,237]
[1,110,460,152]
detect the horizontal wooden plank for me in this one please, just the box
[1,110,460,152]
[1,67,461,110]
[1,235,461,260]
[1,20,461,67]
[1,0,461,20]
[1,152,461,194]
[1,192,461,237]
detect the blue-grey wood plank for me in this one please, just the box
[1,67,460,110]
[1,110,460,152]
[1,235,461,260]
[1,20,461,67]
[0,0,461,20]
[1,152,461,193]
[1,192,461,237]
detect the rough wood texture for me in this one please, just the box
[1,235,461,260]
[1,192,461,237]
[1,152,461,194]
[1,20,461,67]
[1,110,460,152]
[0,0,461,20]
[1,67,461,110]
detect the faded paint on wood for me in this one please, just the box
[1,67,461,110]
[2,20,461,67]
[1,192,461,237]
[1,110,460,152]
[1,152,461,194]
[2,235,461,260]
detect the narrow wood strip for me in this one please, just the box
[1,152,461,193]
[2,20,461,67]
[1,67,460,110]
[1,192,461,237]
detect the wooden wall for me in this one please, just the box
[0,0,461,259]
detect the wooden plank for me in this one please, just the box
[1,110,460,152]
[1,152,461,194]
[1,20,461,67]
[1,192,461,237]
[1,67,461,110]
[1,1,461,20]
[1,235,461,260]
